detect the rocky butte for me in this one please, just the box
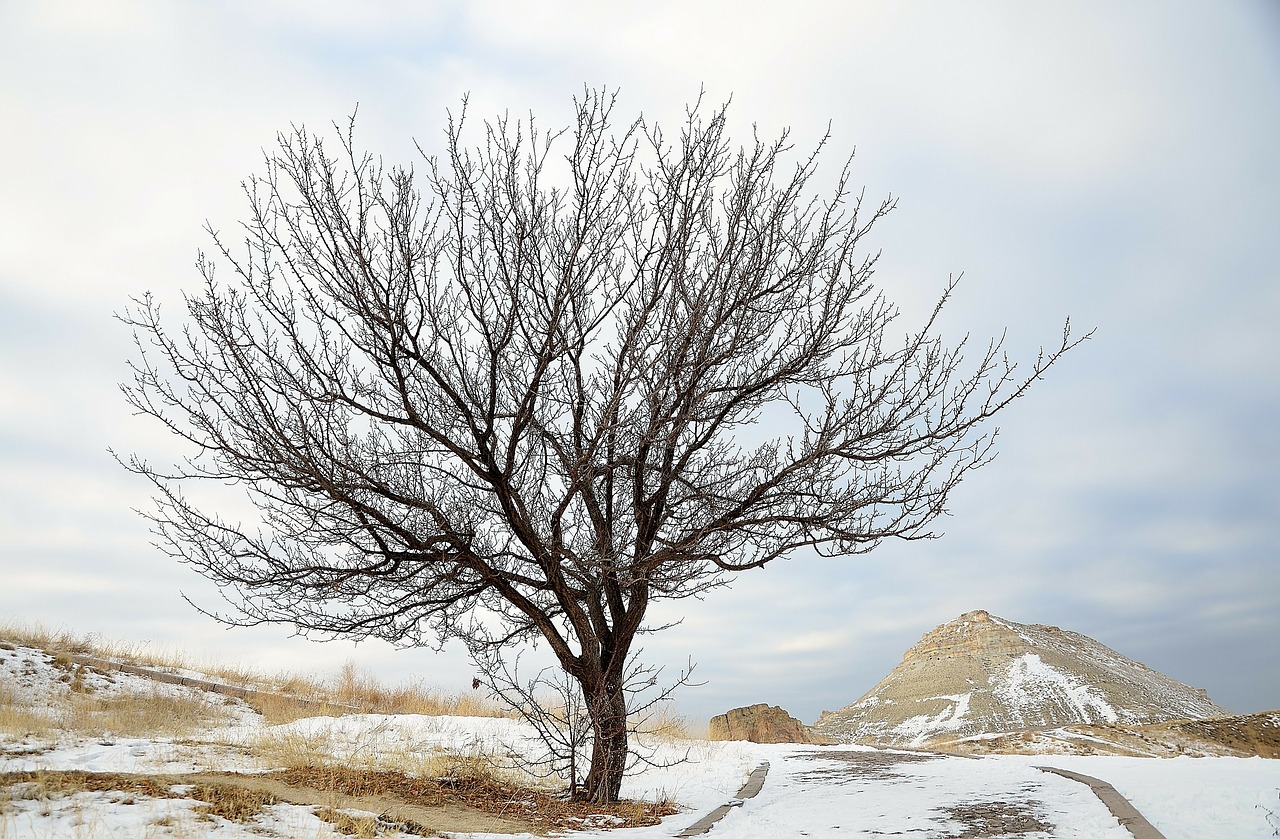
[708,703,815,744]
[813,609,1227,749]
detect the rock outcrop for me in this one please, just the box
[709,703,814,743]
[813,609,1227,748]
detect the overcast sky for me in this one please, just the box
[2,1,1277,727]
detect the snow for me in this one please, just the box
[889,692,973,745]
[2,647,1278,837]
[702,749,1128,839]
[992,619,1225,721]
[995,652,1122,725]
[1000,754,1280,839]
[0,792,360,839]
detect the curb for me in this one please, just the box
[1036,766,1167,839]
[674,762,770,837]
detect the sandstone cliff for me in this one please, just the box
[813,609,1227,748]
[709,703,814,743]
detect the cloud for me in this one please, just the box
[1,0,1277,726]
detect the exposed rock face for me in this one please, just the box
[709,703,813,743]
[813,609,1227,748]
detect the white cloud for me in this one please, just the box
[19,0,171,37]
[1,0,1277,724]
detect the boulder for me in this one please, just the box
[709,703,813,743]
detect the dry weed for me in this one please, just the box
[64,690,231,739]
[0,765,675,834]
[0,683,57,740]
[188,781,277,823]
[2,657,239,741]
[634,704,703,742]
[248,727,338,770]
[275,763,675,830]
[0,770,179,801]
[314,806,384,837]
[242,691,351,726]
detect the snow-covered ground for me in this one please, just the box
[1,644,1277,837]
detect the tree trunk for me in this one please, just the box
[582,680,629,804]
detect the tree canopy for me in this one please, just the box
[119,89,1083,802]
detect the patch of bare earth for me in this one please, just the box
[794,751,1054,838]
[795,749,939,783]
[0,768,676,836]
[939,801,1053,838]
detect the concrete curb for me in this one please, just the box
[674,762,770,837]
[1036,766,1168,839]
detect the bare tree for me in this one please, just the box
[118,89,1085,804]
[476,647,696,797]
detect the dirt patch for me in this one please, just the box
[939,800,1053,837]
[795,749,940,782]
[183,770,531,835]
[790,753,1055,837]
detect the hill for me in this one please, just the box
[813,609,1229,749]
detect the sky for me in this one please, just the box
[1,0,1278,727]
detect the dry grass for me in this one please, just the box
[65,691,235,739]
[248,725,340,770]
[275,763,677,831]
[0,682,55,739]
[0,770,179,802]
[237,662,509,725]
[329,660,510,719]
[0,622,194,677]
[314,806,388,837]
[187,781,278,823]
[634,704,704,742]
[246,720,545,794]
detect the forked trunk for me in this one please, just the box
[582,681,629,804]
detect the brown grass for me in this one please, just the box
[0,770,179,802]
[314,806,384,837]
[237,662,509,725]
[68,691,235,738]
[274,764,677,830]
[0,682,55,738]
[188,781,278,823]
[634,704,704,741]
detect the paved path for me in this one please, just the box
[674,762,770,837]
[1037,766,1168,839]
